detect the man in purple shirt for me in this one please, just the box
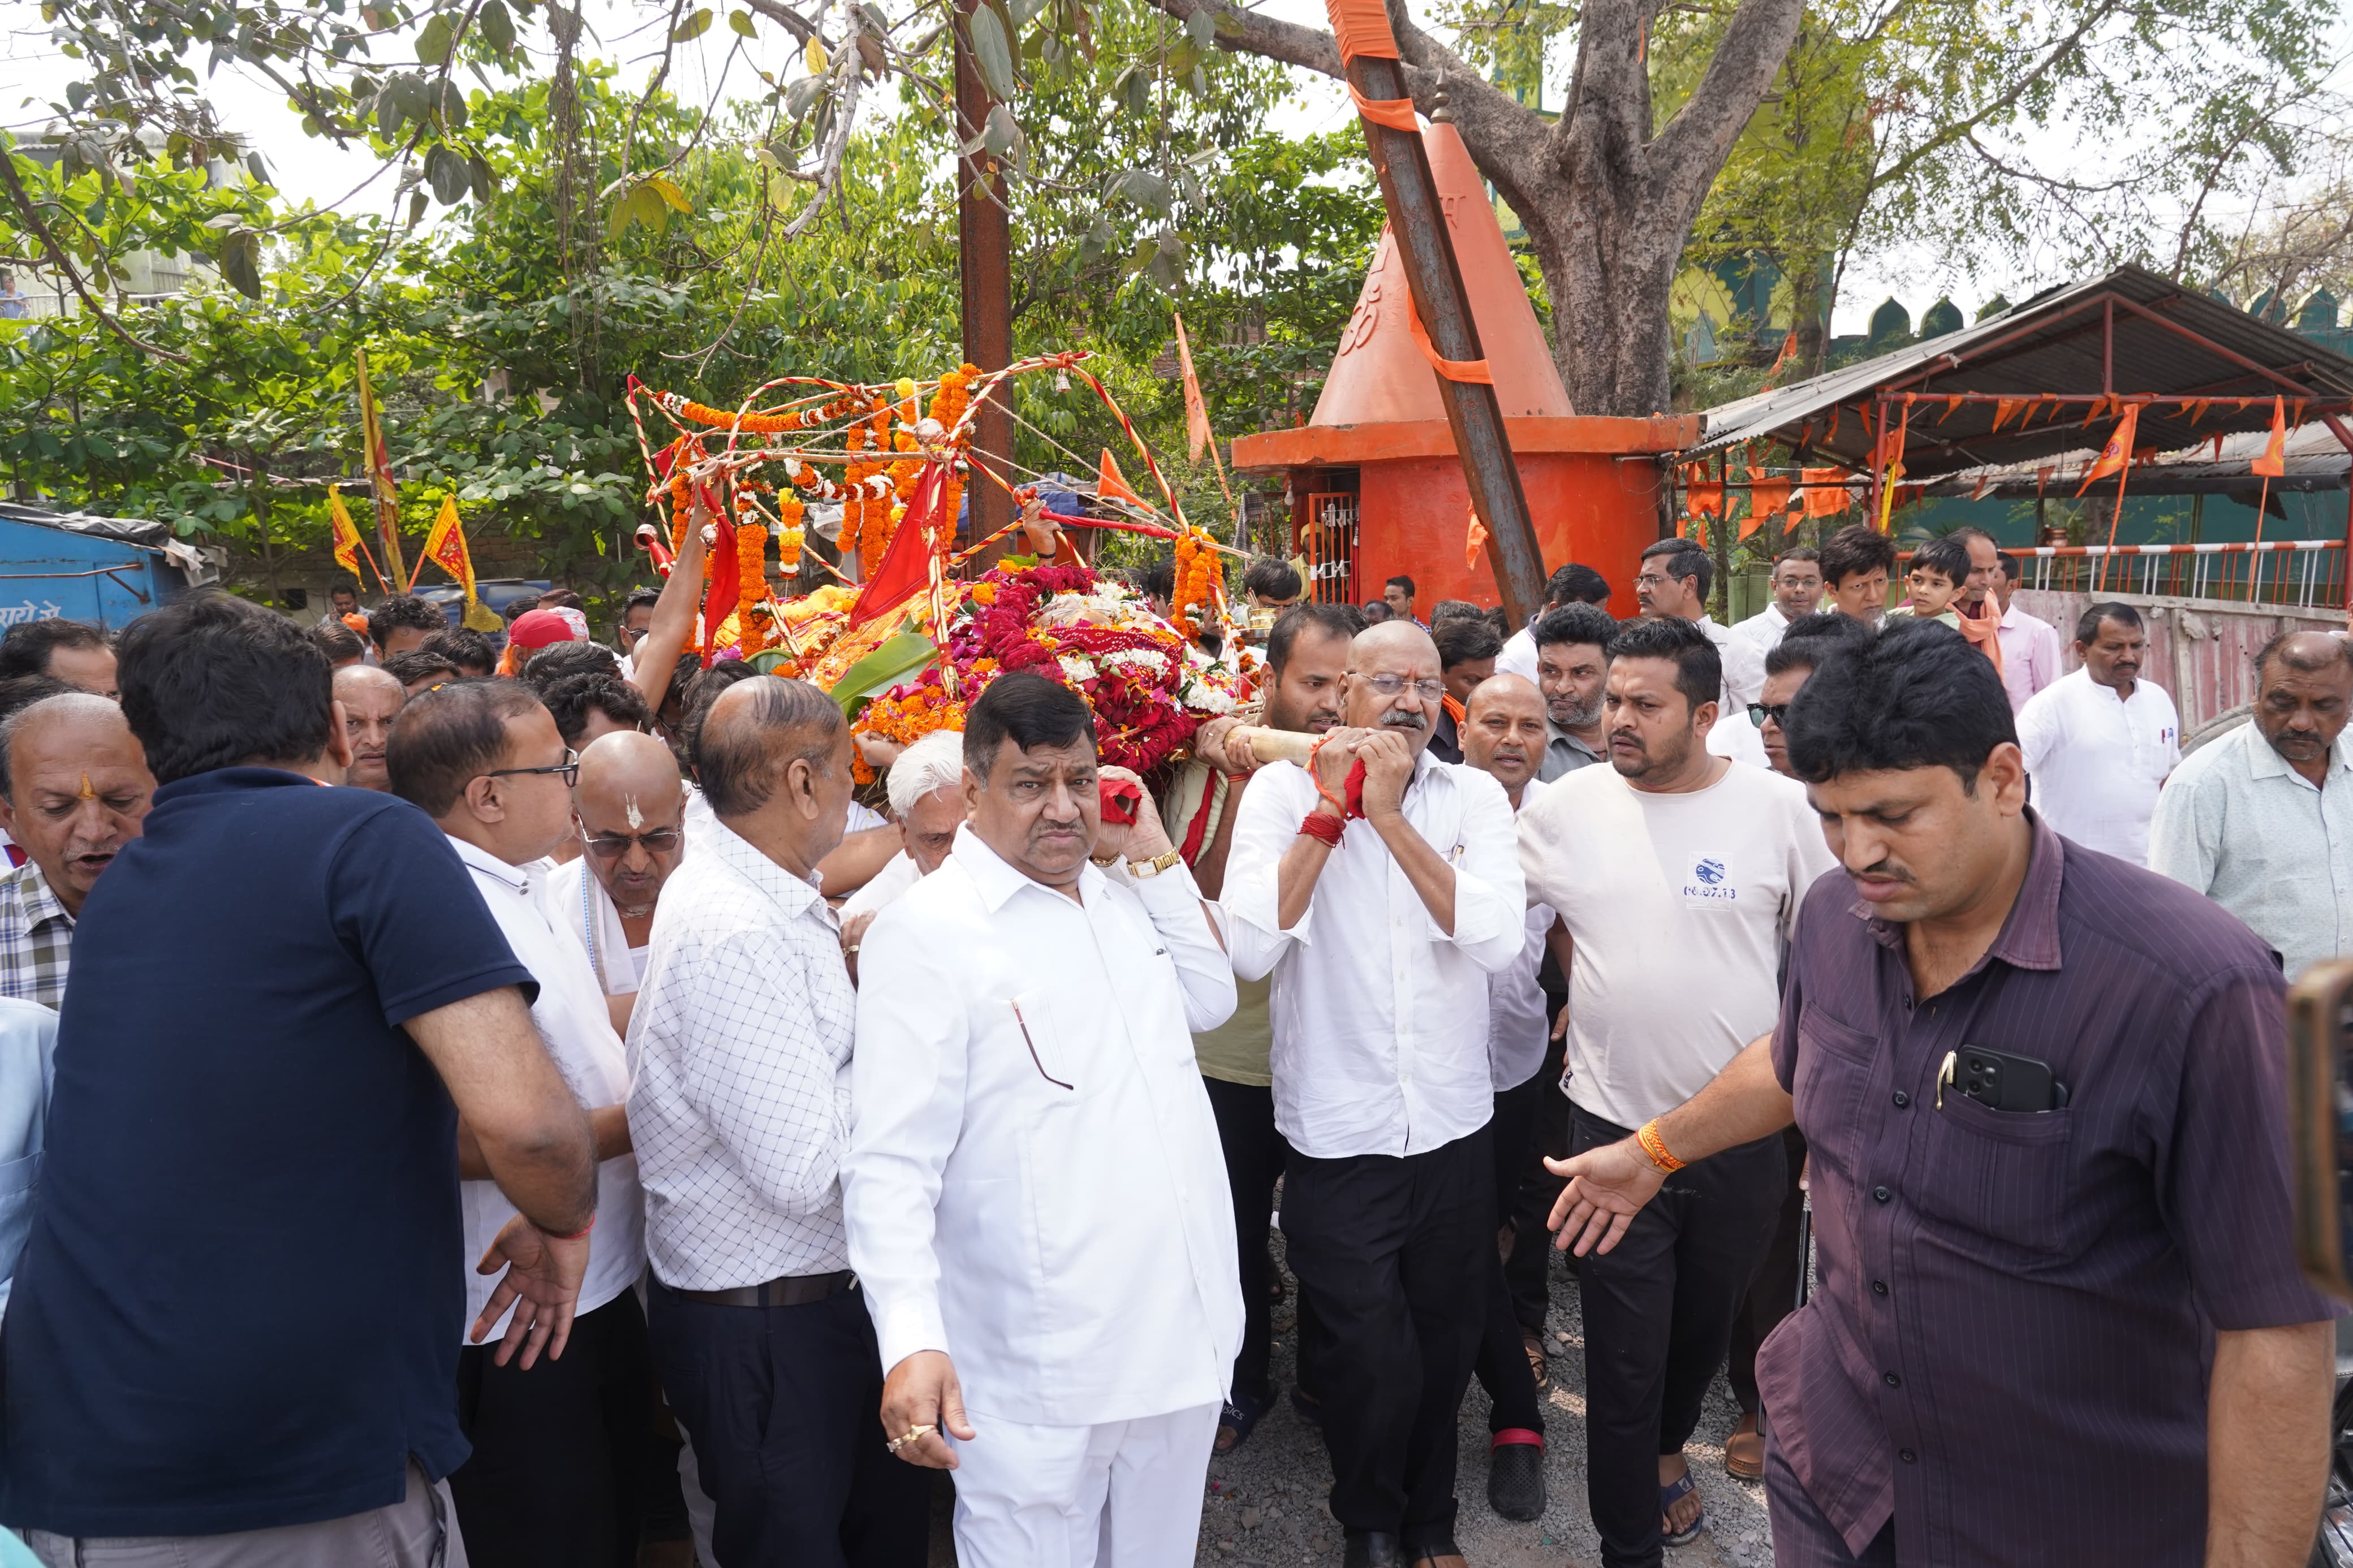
[1548,619,2337,1566]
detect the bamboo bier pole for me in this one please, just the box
[1229,725,1315,766]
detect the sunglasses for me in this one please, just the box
[581,827,683,859]
[482,748,580,788]
[1747,703,1789,729]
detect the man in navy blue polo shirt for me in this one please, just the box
[1,594,601,1567]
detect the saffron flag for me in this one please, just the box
[1173,312,1215,463]
[847,466,947,633]
[1465,503,1489,568]
[1096,448,1154,512]
[411,495,504,630]
[1760,330,1799,387]
[356,348,406,587]
[1686,478,1723,516]
[1802,468,1849,517]
[2252,396,2287,477]
[1748,474,1792,522]
[2075,404,2141,496]
[326,485,366,580]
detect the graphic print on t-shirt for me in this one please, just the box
[1683,854,1738,904]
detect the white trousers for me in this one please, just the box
[949,1401,1219,1568]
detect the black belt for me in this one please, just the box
[663,1269,856,1308]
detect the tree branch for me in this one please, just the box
[1647,0,1805,201]
[0,148,189,363]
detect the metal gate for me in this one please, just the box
[1299,491,1358,606]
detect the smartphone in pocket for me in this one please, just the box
[1940,1044,2069,1112]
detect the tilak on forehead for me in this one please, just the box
[77,772,94,801]
[624,795,644,831]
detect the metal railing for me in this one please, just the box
[1900,540,2347,609]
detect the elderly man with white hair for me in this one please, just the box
[841,729,968,927]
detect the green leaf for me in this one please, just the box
[479,0,515,53]
[426,144,470,204]
[829,630,938,714]
[966,4,1016,101]
[982,102,1017,155]
[416,12,454,65]
[645,174,693,213]
[437,77,468,129]
[729,8,756,36]
[1183,6,1214,47]
[217,230,261,299]
[671,7,714,42]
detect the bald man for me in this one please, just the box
[544,731,688,1034]
[0,694,153,1007]
[1222,621,1527,1567]
[1456,675,1567,1519]
[630,678,930,1567]
[333,664,406,793]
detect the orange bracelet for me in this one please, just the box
[1635,1120,1684,1174]
[1304,736,1350,819]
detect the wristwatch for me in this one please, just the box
[1126,848,1184,879]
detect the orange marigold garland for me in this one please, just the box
[776,493,805,576]
[735,499,770,656]
[1170,526,1218,640]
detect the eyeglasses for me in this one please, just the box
[581,826,682,859]
[483,748,579,787]
[1358,672,1446,702]
[1748,703,1790,729]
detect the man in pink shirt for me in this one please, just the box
[1993,550,2063,711]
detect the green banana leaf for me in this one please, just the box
[827,627,938,718]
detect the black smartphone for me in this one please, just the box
[1942,1044,2070,1112]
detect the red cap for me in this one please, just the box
[506,608,581,650]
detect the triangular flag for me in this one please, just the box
[846,468,948,632]
[1173,312,1215,463]
[1938,395,1963,422]
[356,347,406,587]
[327,484,365,579]
[1761,330,1799,388]
[2076,404,2141,495]
[1464,503,1489,568]
[2188,398,2213,426]
[2081,395,2109,427]
[410,494,476,599]
[2252,396,2287,477]
[1097,448,1153,512]
[1991,398,2022,432]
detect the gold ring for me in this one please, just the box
[886,1423,935,1455]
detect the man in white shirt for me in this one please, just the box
[844,672,1239,1568]
[1224,621,1527,1568]
[1498,563,1611,681]
[1458,674,1562,1523]
[630,677,929,1567]
[544,731,687,1032]
[1636,538,1758,711]
[839,727,966,927]
[387,681,653,1568]
[2151,630,2353,980]
[1722,547,1822,707]
[1516,616,1835,1566]
[1993,551,2063,711]
[2017,602,2179,862]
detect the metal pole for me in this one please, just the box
[954,0,1015,560]
[1341,73,1546,627]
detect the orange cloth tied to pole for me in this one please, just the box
[1464,503,1489,568]
[1347,84,1419,129]
[1406,296,1494,385]
[1325,0,1400,60]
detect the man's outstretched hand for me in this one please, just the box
[1546,1137,1668,1257]
[472,1214,591,1368]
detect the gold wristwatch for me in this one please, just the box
[1126,848,1184,879]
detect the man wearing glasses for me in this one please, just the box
[386,680,653,1568]
[1222,620,1528,1568]
[544,730,689,1037]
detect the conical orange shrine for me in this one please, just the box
[1234,116,1695,611]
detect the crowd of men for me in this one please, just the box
[0,512,2340,1568]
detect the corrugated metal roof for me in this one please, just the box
[1685,264,2353,479]
[1918,420,2350,498]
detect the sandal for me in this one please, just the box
[1521,1329,1550,1389]
[1215,1387,1269,1454]
[1660,1468,1706,1547]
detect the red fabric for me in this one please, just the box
[4,844,24,869]
[506,609,580,650]
[1099,777,1142,827]
[699,511,740,658]
[846,468,947,632]
[1298,812,1344,848]
[1492,1429,1544,1451]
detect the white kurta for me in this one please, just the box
[2018,666,2180,863]
[844,825,1242,1428]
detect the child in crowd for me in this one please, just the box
[1886,535,1970,629]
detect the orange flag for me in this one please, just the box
[1464,503,1489,568]
[356,347,406,588]
[1096,448,1154,512]
[1686,473,1724,516]
[326,484,367,580]
[1748,473,1792,521]
[1802,468,1849,517]
[2076,404,2141,495]
[1991,398,2023,432]
[1172,312,1215,463]
[2252,396,2287,477]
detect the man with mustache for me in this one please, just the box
[1545,621,2337,1568]
[1515,615,1832,1565]
[0,694,153,1007]
[1224,621,1528,1568]
[845,673,1238,1568]
[2016,602,2179,862]
[2150,629,2353,980]
[333,664,404,793]
[1457,674,1566,1522]
[1533,602,1613,781]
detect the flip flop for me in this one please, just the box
[1660,1469,1706,1547]
[1216,1387,1269,1454]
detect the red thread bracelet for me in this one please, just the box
[1304,736,1351,819]
[1298,811,1345,848]
[548,1213,597,1242]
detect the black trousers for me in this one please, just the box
[1472,1069,1546,1434]
[1729,1125,1811,1415]
[1503,1023,1570,1334]
[1570,1102,1786,1568]
[1282,1125,1491,1545]
[645,1277,928,1568]
[450,1290,658,1568]
[1205,1074,1287,1405]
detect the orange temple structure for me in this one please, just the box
[1232,116,1697,612]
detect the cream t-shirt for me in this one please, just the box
[1517,758,1835,1129]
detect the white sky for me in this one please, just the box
[0,0,2326,336]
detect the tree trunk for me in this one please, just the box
[1149,0,1802,416]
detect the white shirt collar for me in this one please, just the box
[705,815,825,919]
[950,822,1106,914]
[2242,723,2353,786]
[449,833,532,895]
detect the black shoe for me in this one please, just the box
[1342,1529,1405,1568]
[1487,1433,1546,1521]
